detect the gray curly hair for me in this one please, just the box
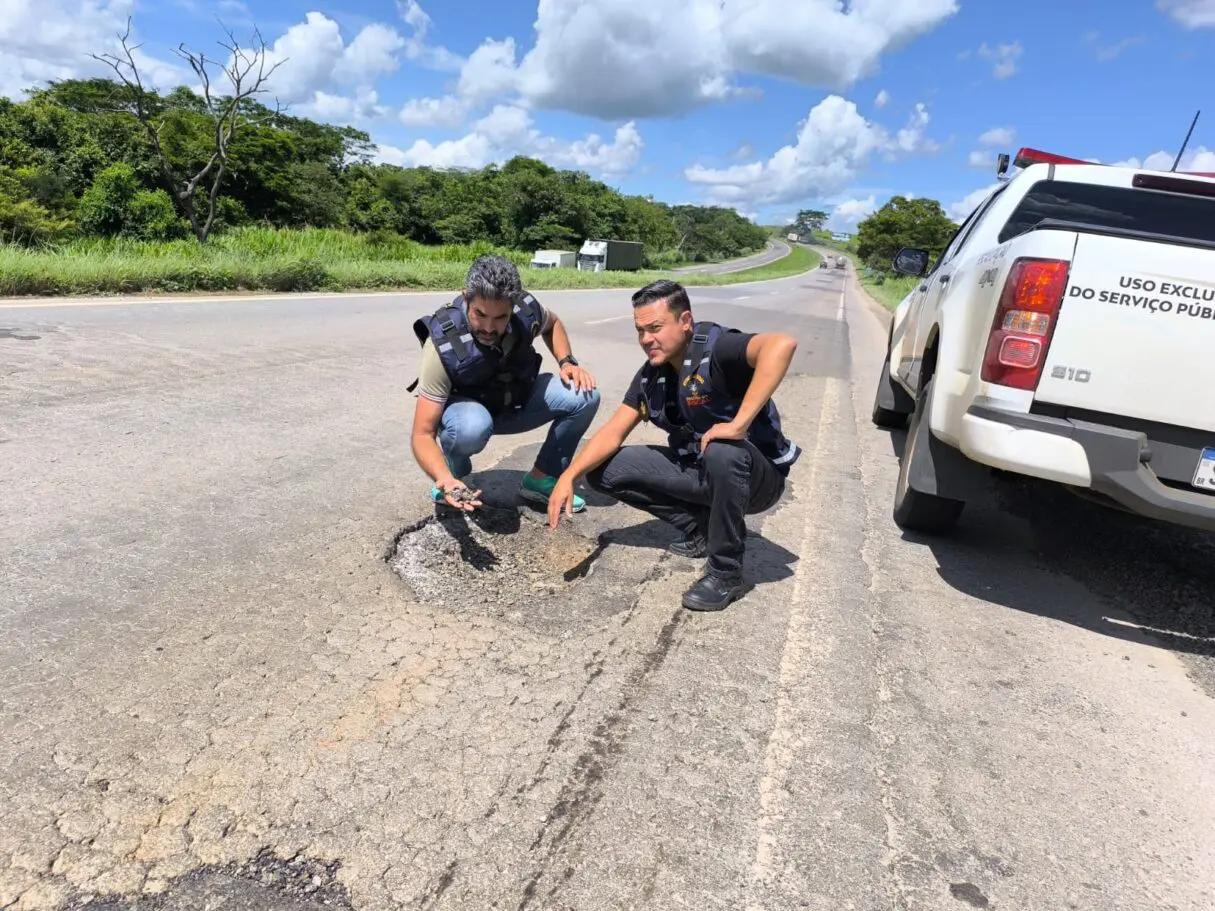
[464,254,523,304]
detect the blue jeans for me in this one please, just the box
[438,373,601,479]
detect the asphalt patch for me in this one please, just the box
[386,455,800,630]
[69,850,351,910]
[389,503,602,608]
[386,468,688,631]
[0,327,41,341]
[949,882,991,908]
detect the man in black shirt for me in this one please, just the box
[547,279,800,612]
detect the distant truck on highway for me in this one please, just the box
[529,250,576,269]
[576,239,644,272]
[872,145,1215,536]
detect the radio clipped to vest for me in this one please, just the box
[406,292,545,415]
[637,320,800,470]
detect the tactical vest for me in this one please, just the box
[637,321,800,471]
[407,292,544,415]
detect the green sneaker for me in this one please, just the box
[520,473,585,512]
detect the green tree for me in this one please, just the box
[793,209,828,234]
[76,161,139,235]
[0,66,773,264]
[126,188,188,240]
[855,196,956,271]
[90,18,284,243]
[0,171,73,245]
[670,204,768,262]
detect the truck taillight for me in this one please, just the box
[980,258,1070,391]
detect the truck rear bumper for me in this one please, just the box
[965,403,1215,532]
[958,409,1093,486]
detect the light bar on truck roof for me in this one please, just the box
[1012,147,1094,169]
[1009,146,1215,180]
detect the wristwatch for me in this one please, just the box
[558,354,579,367]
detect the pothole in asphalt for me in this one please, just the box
[70,849,351,910]
[388,503,605,610]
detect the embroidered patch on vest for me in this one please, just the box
[682,372,709,408]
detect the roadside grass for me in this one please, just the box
[0,227,817,297]
[692,243,814,283]
[858,271,919,310]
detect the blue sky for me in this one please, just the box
[5,0,1215,230]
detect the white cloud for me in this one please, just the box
[397,0,461,70]
[545,121,644,174]
[377,105,643,177]
[1110,146,1215,172]
[720,0,960,90]
[457,38,522,105]
[451,0,959,119]
[874,89,890,109]
[392,36,522,132]
[976,41,1022,79]
[0,0,187,101]
[400,95,469,128]
[826,195,877,232]
[512,0,732,119]
[946,183,1000,222]
[299,86,391,123]
[0,1,459,129]
[967,150,993,169]
[684,94,942,209]
[978,126,1015,146]
[1157,0,1215,28]
[260,4,458,125]
[332,23,406,84]
[1086,33,1146,61]
[891,102,940,155]
[261,12,410,109]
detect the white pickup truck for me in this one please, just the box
[871,146,1215,534]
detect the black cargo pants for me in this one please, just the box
[585,439,786,580]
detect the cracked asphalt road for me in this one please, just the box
[2,269,1213,910]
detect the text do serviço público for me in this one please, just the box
[1066,275,1215,319]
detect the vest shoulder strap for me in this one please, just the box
[682,321,720,375]
[514,291,544,338]
[407,297,472,392]
[430,297,474,364]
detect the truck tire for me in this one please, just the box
[871,342,914,429]
[892,377,965,533]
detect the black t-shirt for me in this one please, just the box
[623,329,756,411]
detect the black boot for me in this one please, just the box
[681,573,744,612]
[667,533,707,558]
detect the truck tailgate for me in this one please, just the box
[1037,233,1215,432]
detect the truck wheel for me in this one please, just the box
[871,346,913,429]
[892,377,965,534]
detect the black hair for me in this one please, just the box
[631,279,691,315]
[465,254,522,304]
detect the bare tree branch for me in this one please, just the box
[90,15,285,244]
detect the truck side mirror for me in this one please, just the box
[892,247,930,277]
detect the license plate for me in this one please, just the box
[1192,447,1215,490]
